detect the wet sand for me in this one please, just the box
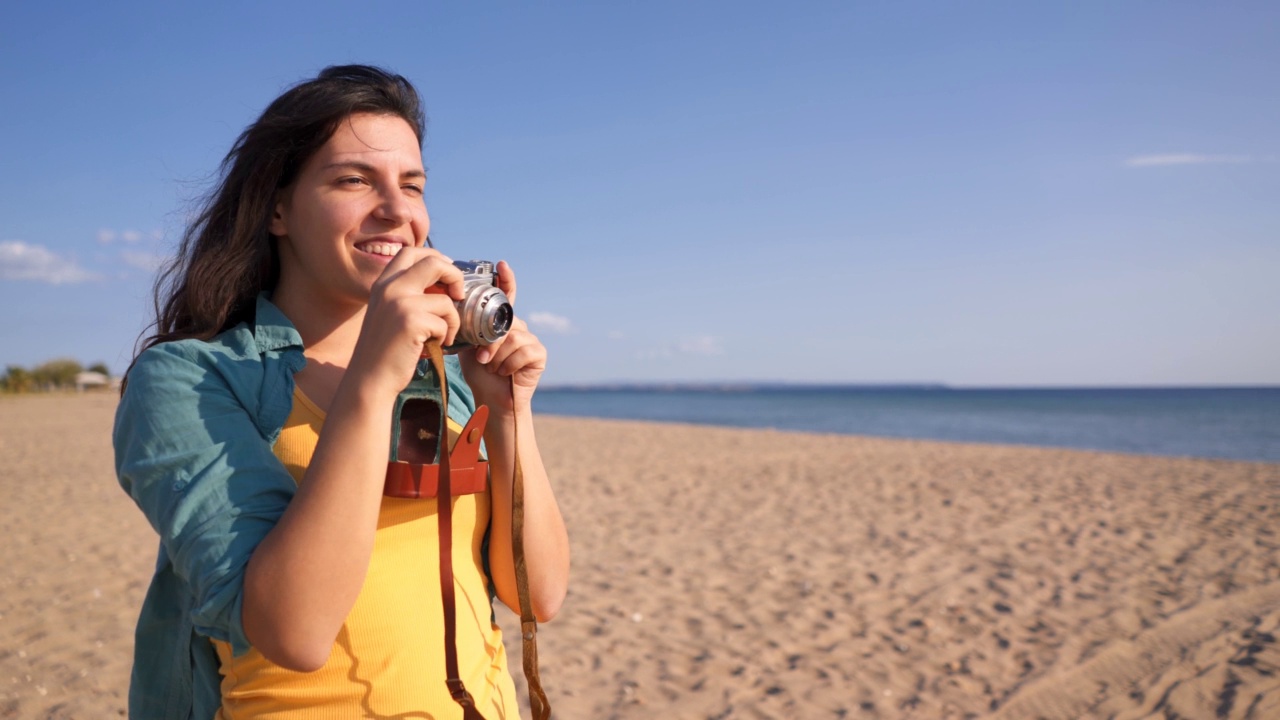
[2,394,1278,718]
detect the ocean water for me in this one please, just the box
[532,387,1280,463]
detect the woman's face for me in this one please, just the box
[271,112,429,311]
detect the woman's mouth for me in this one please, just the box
[355,241,404,257]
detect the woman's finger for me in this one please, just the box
[374,245,443,286]
[476,317,529,365]
[384,250,465,300]
[496,260,517,306]
[493,341,546,379]
[385,293,461,347]
[484,327,541,373]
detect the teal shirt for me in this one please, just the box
[113,295,479,720]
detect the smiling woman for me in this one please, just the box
[113,65,569,720]
[270,115,431,315]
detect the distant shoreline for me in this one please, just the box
[540,382,948,392]
[533,385,1280,463]
[539,382,1280,393]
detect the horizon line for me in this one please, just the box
[540,381,1280,392]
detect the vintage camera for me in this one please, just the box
[444,260,513,352]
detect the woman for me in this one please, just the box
[114,65,569,719]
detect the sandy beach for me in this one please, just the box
[2,393,1278,719]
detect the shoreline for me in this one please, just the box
[534,410,1280,467]
[5,390,1278,464]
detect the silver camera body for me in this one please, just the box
[446,260,513,352]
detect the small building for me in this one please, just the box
[75,371,110,392]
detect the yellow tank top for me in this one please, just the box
[212,387,520,719]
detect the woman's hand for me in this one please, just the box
[459,261,547,414]
[347,247,467,400]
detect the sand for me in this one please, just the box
[2,394,1278,719]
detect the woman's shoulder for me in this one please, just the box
[127,330,248,393]
[121,320,300,431]
[129,312,305,387]
[138,321,265,364]
[115,324,300,476]
[129,293,302,378]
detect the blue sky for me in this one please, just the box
[1,2,1276,386]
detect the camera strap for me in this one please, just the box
[509,374,552,720]
[424,340,550,720]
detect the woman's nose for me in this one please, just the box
[374,188,414,225]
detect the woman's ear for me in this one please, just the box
[269,197,288,237]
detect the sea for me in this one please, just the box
[532,386,1280,463]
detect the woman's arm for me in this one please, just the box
[116,342,299,658]
[483,403,571,621]
[460,261,571,621]
[239,376,399,670]
[241,249,467,671]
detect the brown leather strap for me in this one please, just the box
[510,374,550,720]
[425,341,551,719]
[427,341,488,720]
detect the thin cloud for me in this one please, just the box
[97,227,158,244]
[635,335,725,360]
[120,250,170,273]
[528,311,575,334]
[1124,154,1256,168]
[676,336,724,356]
[0,241,99,284]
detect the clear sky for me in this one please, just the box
[1,2,1276,386]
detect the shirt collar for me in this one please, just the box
[252,293,305,352]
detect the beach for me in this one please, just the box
[2,394,1278,719]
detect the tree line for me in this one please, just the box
[1,359,113,393]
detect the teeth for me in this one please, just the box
[359,242,401,257]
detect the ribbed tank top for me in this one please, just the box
[211,386,520,719]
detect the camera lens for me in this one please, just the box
[462,286,513,345]
[449,264,514,350]
[489,302,513,338]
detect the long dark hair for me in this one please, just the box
[126,65,425,383]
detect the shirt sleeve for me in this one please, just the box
[114,343,297,656]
